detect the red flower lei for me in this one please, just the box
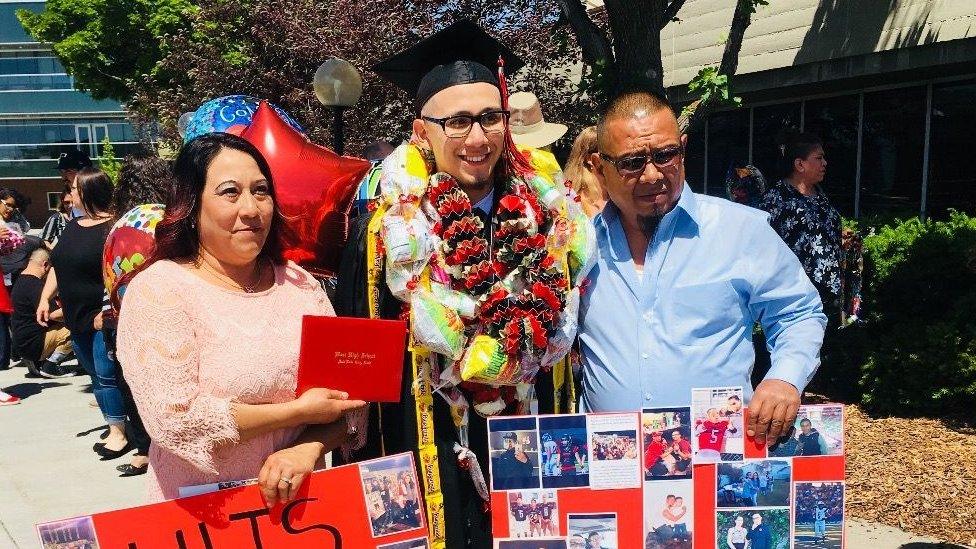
[427,173,569,364]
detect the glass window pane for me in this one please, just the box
[684,120,706,194]
[860,86,926,220]
[928,81,976,220]
[706,109,750,197]
[751,102,801,189]
[804,94,860,218]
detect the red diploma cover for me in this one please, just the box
[297,316,408,402]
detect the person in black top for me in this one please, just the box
[42,167,130,460]
[11,247,73,378]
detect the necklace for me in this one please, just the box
[199,256,267,293]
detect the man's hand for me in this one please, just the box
[748,379,800,447]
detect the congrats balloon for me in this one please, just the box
[103,203,165,308]
[241,102,371,276]
[183,95,305,143]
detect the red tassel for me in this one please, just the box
[497,55,535,179]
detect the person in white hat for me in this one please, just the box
[508,91,568,150]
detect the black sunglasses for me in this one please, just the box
[599,146,684,177]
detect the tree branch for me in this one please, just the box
[660,0,688,29]
[555,0,614,68]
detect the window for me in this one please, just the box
[751,102,801,188]
[706,109,750,197]
[860,87,926,219]
[684,119,706,194]
[927,82,976,219]
[47,191,62,211]
[804,95,860,218]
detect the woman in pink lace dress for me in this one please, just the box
[118,133,365,504]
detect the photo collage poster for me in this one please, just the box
[488,389,845,549]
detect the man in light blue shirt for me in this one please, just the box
[578,90,826,446]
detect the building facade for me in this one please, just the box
[0,0,144,227]
[593,0,976,221]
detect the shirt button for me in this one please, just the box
[644,393,652,400]
[641,353,649,359]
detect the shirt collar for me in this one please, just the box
[595,181,700,261]
[472,189,494,215]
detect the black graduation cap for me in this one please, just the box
[373,19,525,111]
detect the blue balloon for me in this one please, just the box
[183,95,305,143]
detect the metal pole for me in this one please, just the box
[920,82,933,220]
[854,93,864,219]
[703,118,709,195]
[332,106,345,156]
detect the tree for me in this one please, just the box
[17,0,195,101]
[98,137,123,181]
[557,0,768,130]
[125,0,590,155]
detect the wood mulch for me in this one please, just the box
[844,405,976,546]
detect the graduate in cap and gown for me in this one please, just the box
[334,19,596,548]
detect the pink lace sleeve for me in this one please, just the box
[117,267,240,474]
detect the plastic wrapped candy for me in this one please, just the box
[541,287,580,371]
[379,144,429,203]
[385,260,423,300]
[431,283,478,319]
[567,212,598,285]
[460,335,522,385]
[381,202,435,265]
[526,174,565,211]
[410,289,468,360]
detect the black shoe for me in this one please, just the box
[38,360,71,378]
[94,441,132,460]
[24,360,41,378]
[117,463,148,477]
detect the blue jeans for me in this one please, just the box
[73,330,126,425]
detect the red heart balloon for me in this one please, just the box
[241,102,371,276]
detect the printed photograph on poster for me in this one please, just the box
[36,516,100,549]
[717,460,791,508]
[358,453,423,538]
[488,417,541,490]
[506,490,560,539]
[769,404,844,458]
[642,479,693,549]
[377,537,431,548]
[716,509,790,549]
[496,538,568,548]
[794,482,845,549]
[568,513,619,549]
[642,407,693,480]
[691,387,744,463]
[539,415,589,489]
[588,413,641,489]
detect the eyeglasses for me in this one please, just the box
[422,110,509,138]
[1,200,16,209]
[599,146,684,177]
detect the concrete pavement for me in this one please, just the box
[0,362,968,548]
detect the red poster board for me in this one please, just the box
[36,453,429,549]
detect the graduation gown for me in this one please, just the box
[335,209,557,549]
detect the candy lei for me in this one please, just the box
[427,174,567,367]
[376,142,596,417]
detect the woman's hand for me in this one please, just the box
[93,312,103,331]
[258,442,322,507]
[36,300,50,327]
[292,388,366,425]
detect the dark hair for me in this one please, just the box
[111,154,173,216]
[152,132,293,264]
[779,132,823,178]
[0,188,30,213]
[58,188,71,215]
[75,167,113,216]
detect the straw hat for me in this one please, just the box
[508,91,568,149]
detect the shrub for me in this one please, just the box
[856,211,976,416]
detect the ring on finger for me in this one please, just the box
[279,477,292,485]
